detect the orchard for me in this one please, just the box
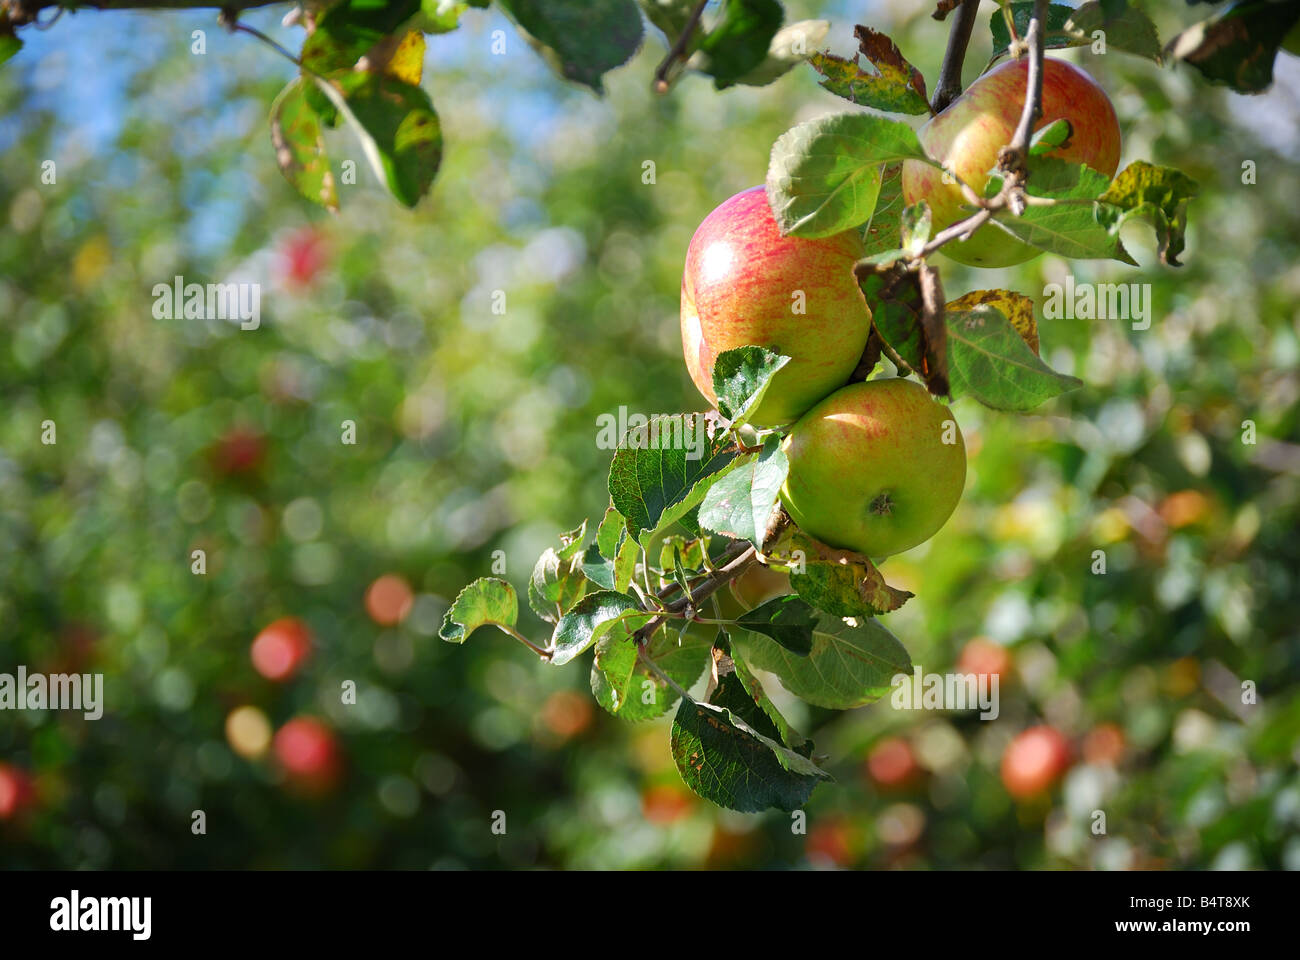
[1,0,1299,873]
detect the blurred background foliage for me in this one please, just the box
[1,0,1299,869]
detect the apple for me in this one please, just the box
[0,764,35,820]
[1082,723,1125,767]
[681,186,872,426]
[1000,725,1071,798]
[641,783,693,825]
[779,378,966,558]
[365,574,414,626]
[956,638,1012,684]
[729,563,792,610]
[865,736,921,790]
[273,716,341,791]
[280,227,329,288]
[902,57,1121,268]
[250,617,313,681]
[211,426,266,477]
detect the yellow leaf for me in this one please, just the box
[946,289,1038,355]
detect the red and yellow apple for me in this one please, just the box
[1001,725,1071,798]
[274,716,342,792]
[780,378,966,558]
[250,617,313,682]
[0,763,35,820]
[902,57,1122,268]
[681,186,872,426]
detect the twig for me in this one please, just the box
[931,0,981,114]
[631,539,757,646]
[229,20,301,67]
[495,622,553,662]
[653,0,709,94]
[909,0,1051,262]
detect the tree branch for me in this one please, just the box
[913,0,1051,262]
[5,0,284,25]
[631,539,756,645]
[931,0,981,114]
[653,0,709,94]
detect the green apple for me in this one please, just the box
[681,186,872,427]
[729,563,793,610]
[779,378,966,558]
[902,57,1122,268]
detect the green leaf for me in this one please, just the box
[0,29,21,66]
[1029,118,1073,157]
[420,0,469,32]
[1168,0,1300,93]
[302,0,423,76]
[694,0,783,89]
[766,112,930,238]
[595,503,626,560]
[946,304,1082,411]
[806,26,930,115]
[994,160,1136,263]
[498,0,644,93]
[736,594,818,656]
[613,531,640,593]
[736,611,910,709]
[270,78,339,212]
[711,346,791,425]
[900,200,931,258]
[670,643,828,812]
[527,521,590,623]
[698,435,788,548]
[860,162,905,259]
[591,625,712,721]
[550,590,654,666]
[639,0,698,40]
[320,73,443,209]
[581,543,616,590]
[1096,160,1199,266]
[439,577,519,642]
[608,414,743,546]
[732,19,830,87]
[728,640,812,757]
[989,1,1161,63]
[656,535,707,590]
[782,532,913,618]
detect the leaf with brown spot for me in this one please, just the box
[947,289,1038,354]
[853,25,929,106]
[774,530,913,618]
[270,77,339,213]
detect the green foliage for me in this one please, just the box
[496,0,644,93]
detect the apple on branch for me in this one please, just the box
[779,378,967,559]
[902,57,1122,268]
[681,186,872,427]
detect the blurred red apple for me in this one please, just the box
[641,783,693,825]
[865,736,921,790]
[957,638,1012,684]
[1082,723,1125,767]
[805,816,858,868]
[250,617,313,682]
[681,186,872,427]
[274,717,341,792]
[0,764,35,820]
[211,426,266,477]
[365,574,414,627]
[280,227,329,288]
[1001,725,1072,798]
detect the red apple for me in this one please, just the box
[1082,723,1125,766]
[1001,725,1072,798]
[280,227,329,288]
[641,783,693,824]
[274,717,341,791]
[956,638,1012,684]
[0,764,35,820]
[902,57,1121,268]
[865,736,921,790]
[250,617,313,681]
[681,186,872,426]
[365,574,414,627]
[780,378,966,558]
[211,426,266,477]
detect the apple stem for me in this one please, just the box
[931,0,982,114]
